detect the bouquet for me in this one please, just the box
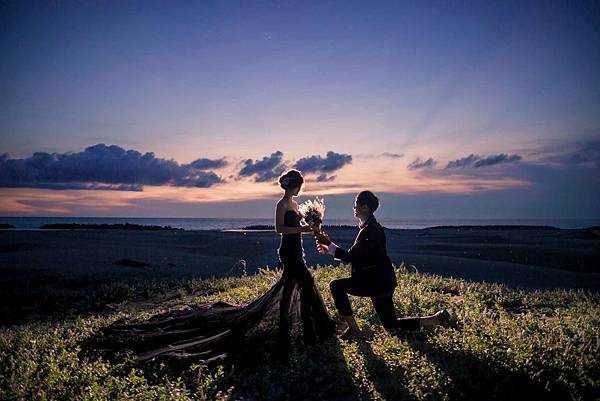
[299,197,326,230]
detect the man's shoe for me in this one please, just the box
[434,309,455,328]
[335,322,349,336]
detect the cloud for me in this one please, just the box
[381,152,404,159]
[568,142,600,167]
[239,151,286,182]
[355,152,404,159]
[293,151,352,181]
[407,157,436,170]
[186,157,228,170]
[316,174,336,182]
[0,144,224,190]
[445,153,522,169]
[26,183,144,191]
[536,141,600,169]
[445,154,479,169]
[473,153,522,168]
[471,185,489,191]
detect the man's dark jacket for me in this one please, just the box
[333,215,398,294]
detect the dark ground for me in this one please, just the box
[1,226,598,324]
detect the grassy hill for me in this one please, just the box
[1,265,598,400]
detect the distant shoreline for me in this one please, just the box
[1,216,600,231]
[38,223,183,230]
[0,222,599,231]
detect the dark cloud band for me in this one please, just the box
[445,153,522,169]
[474,154,522,168]
[0,144,224,190]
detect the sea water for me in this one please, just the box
[1,216,599,230]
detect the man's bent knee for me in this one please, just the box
[329,279,342,294]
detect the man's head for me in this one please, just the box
[353,191,379,220]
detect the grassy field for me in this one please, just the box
[1,264,599,400]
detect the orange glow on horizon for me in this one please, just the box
[0,159,531,216]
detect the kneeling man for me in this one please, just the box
[316,191,449,338]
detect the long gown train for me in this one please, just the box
[89,210,335,364]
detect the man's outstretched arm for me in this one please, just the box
[316,231,351,263]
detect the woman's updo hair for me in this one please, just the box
[279,169,304,190]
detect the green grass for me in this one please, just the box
[1,265,599,400]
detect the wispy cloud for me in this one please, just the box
[445,153,522,169]
[316,173,336,182]
[381,152,404,159]
[19,182,144,191]
[357,152,404,159]
[530,140,600,169]
[0,144,225,190]
[566,142,600,168]
[407,157,436,170]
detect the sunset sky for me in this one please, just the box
[1,1,599,218]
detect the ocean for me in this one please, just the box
[1,217,599,230]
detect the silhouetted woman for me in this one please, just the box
[275,170,335,350]
[90,169,334,364]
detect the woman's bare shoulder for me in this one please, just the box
[276,199,289,212]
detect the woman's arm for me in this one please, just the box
[275,202,312,234]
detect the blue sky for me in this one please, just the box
[1,1,599,218]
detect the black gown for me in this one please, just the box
[90,210,335,364]
[277,210,335,346]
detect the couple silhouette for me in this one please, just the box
[277,169,449,342]
[93,169,450,364]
